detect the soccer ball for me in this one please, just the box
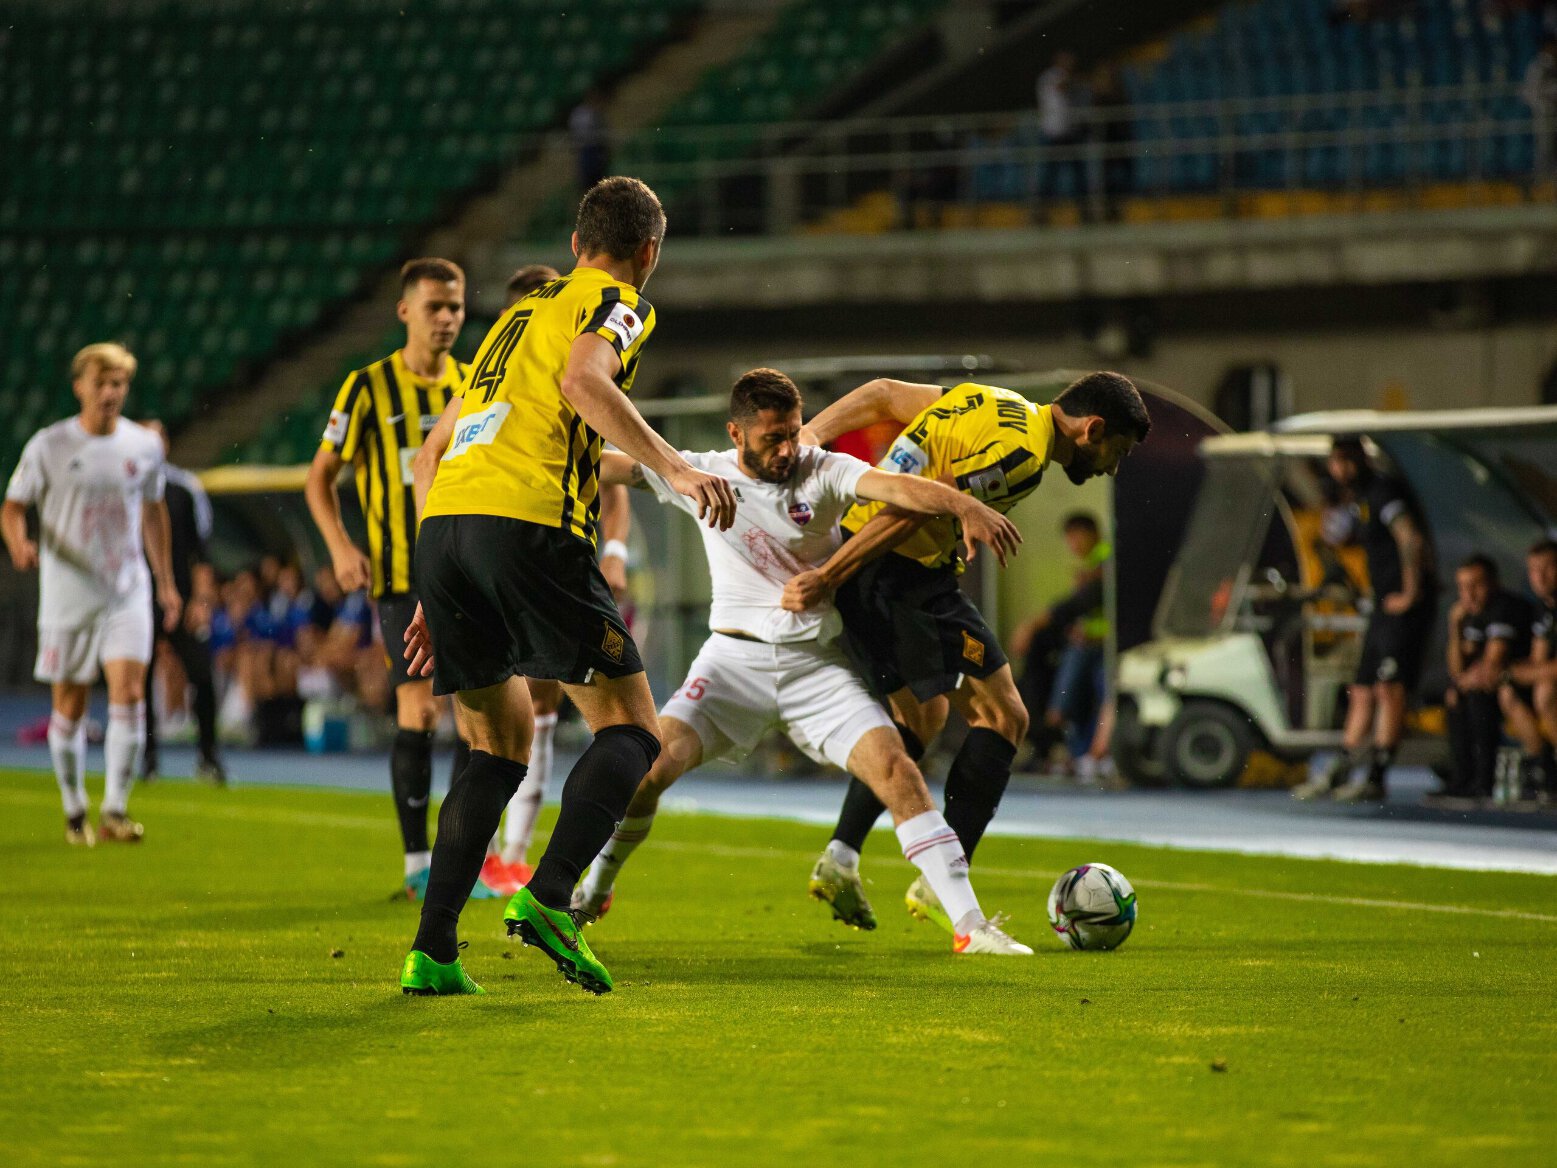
[1046,863,1137,951]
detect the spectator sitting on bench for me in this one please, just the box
[1499,539,1557,802]
[1445,555,1531,799]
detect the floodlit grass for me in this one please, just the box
[0,770,1553,1167]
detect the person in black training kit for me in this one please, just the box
[1502,540,1557,802]
[1444,555,1530,799]
[1295,438,1435,803]
[141,421,225,785]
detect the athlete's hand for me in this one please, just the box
[403,602,436,678]
[1381,590,1415,615]
[331,543,372,593]
[9,539,38,572]
[669,466,737,531]
[157,584,184,634]
[956,501,1022,567]
[600,552,629,600]
[782,569,833,613]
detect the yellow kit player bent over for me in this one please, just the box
[788,372,1150,932]
[398,177,735,997]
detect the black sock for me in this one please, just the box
[412,750,526,962]
[829,722,920,853]
[1368,744,1396,786]
[450,737,472,788]
[943,728,1016,859]
[391,729,434,855]
[528,724,660,909]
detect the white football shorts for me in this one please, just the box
[35,589,154,684]
[661,633,895,770]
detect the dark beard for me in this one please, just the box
[1064,459,1092,485]
[742,447,792,484]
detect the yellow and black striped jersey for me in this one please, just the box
[842,383,1054,570]
[422,266,655,544]
[319,349,468,597]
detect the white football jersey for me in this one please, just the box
[6,417,166,627]
[643,446,872,643]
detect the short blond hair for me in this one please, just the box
[71,342,137,380]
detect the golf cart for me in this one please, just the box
[1112,407,1557,788]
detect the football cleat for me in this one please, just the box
[904,874,953,935]
[479,855,519,895]
[98,812,144,843]
[504,887,613,994]
[1332,777,1386,804]
[400,946,485,996]
[570,884,614,924]
[65,816,96,847]
[807,852,877,931]
[1292,755,1350,801]
[467,875,505,900]
[397,866,431,902]
[955,917,1034,956]
[194,757,229,787]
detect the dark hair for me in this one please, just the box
[400,257,464,292]
[1053,371,1151,442]
[1459,554,1498,583]
[1331,436,1369,463]
[505,263,560,301]
[730,368,803,424]
[575,176,666,260]
[1062,512,1100,535]
[1529,539,1557,561]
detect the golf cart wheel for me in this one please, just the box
[1162,701,1256,789]
[1111,697,1170,787]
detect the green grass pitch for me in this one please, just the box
[1,770,1553,1167]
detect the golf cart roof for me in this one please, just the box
[1275,406,1557,434]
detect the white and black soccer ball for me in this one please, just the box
[1046,863,1137,951]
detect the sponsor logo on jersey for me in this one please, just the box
[323,409,350,446]
[601,622,626,663]
[961,630,986,667]
[420,414,439,433]
[444,402,512,461]
[884,436,927,476]
[602,301,646,349]
[788,501,814,526]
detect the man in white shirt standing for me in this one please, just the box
[2,343,182,844]
[567,369,1033,955]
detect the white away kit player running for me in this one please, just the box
[1,343,182,844]
[573,369,1033,955]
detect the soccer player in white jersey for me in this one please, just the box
[570,369,1033,955]
[1,343,182,844]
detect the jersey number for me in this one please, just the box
[681,677,711,701]
[470,311,531,404]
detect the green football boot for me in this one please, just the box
[503,887,614,995]
[807,851,878,931]
[400,947,485,996]
[904,874,954,935]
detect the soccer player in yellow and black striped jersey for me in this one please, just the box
[304,257,476,901]
[787,372,1150,929]
[397,177,735,997]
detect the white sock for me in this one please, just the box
[48,711,88,819]
[501,712,555,864]
[896,810,983,934]
[404,850,431,877]
[580,813,655,901]
[102,702,145,817]
[825,839,860,871]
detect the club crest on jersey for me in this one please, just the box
[602,622,625,663]
[961,631,986,667]
[788,501,814,526]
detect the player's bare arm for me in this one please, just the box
[304,447,371,592]
[414,395,462,522]
[801,378,944,447]
[1382,512,1424,615]
[142,498,183,633]
[0,499,38,571]
[781,507,927,613]
[562,333,735,530]
[855,468,1022,567]
[598,481,631,597]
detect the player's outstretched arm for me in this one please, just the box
[562,334,734,529]
[0,500,37,571]
[414,396,462,522]
[780,507,927,612]
[855,469,1022,566]
[803,379,945,447]
[304,448,371,592]
[142,499,183,632]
